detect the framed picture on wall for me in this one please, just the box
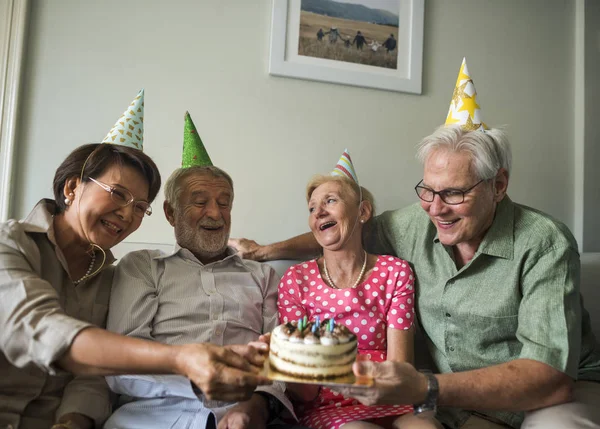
[268,0,424,94]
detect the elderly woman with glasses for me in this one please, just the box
[0,143,268,429]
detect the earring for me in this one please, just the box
[64,192,74,206]
[360,219,365,223]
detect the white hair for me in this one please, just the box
[164,165,234,210]
[416,125,512,180]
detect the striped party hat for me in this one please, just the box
[182,111,213,168]
[102,89,144,150]
[445,58,488,131]
[331,148,358,183]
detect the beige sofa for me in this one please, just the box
[581,253,600,338]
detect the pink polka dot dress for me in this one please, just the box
[277,255,415,429]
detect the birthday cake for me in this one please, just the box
[269,318,358,380]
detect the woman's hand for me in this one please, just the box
[173,343,271,402]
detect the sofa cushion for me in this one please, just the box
[581,253,600,339]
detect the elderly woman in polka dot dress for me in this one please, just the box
[277,173,441,429]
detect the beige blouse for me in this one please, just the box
[0,199,115,429]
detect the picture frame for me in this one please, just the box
[268,0,424,94]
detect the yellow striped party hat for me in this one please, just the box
[331,148,358,183]
[445,58,488,131]
[102,89,144,150]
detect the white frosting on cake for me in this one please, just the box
[269,320,357,379]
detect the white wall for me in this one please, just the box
[583,0,600,252]
[11,0,579,248]
[0,0,10,186]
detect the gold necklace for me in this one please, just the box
[322,250,367,289]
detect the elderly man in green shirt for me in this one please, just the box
[230,62,600,429]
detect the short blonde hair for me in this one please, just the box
[306,174,376,215]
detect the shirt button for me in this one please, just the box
[449,346,455,351]
[445,313,451,318]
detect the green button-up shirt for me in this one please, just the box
[366,196,600,429]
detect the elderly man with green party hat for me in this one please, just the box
[104,112,308,429]
[230,58,600,429]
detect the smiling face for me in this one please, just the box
[420,149,502,251]
[308,180,363,251]
[165,171,233,263]
[66,164,150,250]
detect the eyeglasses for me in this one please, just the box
[414,179,486,205]
[88,177,152,217]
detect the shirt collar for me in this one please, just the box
[21,199,56,234]
[154,243,243,266]
[432,196,514,260]
[22,198,116,264]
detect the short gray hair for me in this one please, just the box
[164,165,234,209]
[416,125,512,180]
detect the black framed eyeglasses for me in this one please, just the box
[414,179,486,205]
[88,177,152,217]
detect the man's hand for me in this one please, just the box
[228,238,263,260]
[331,361,428,406]
[247,333,270,355]
[225,343,270,367]
[217,393,269,429]
[173,343,271,402]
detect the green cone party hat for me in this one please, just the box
[182,111,212,168]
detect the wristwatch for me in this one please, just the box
[413,370,439,415]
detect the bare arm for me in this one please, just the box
[229,232,321,261]
[436,359,573,411]
[57,327,179,376]
[57,327,271,402]
[386,327,414,364]
[348,358,573,412]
